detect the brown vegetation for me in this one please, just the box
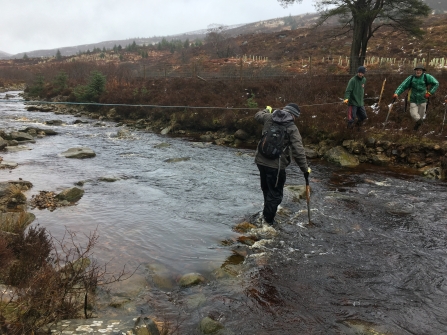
[0,184,129,334]
[0,14,447,148]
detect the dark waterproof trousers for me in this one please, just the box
[257,164,286,224]
[347,105,367,125]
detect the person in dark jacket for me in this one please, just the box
[254,103,310,226]
[344,66,367,129]
[393,64,439,130]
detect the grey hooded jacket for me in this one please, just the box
[254,108,308,172]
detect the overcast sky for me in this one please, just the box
[0,0,315,55]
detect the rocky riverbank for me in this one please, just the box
[20,100,447,181]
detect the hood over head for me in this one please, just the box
[272,108,295,124]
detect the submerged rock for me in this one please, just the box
[164,157,190,163]
[385,201,414,215]
[61,147,96,158]
[178,273,205,287]
[199,317,224,334]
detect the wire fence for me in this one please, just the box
[132,56,447,81]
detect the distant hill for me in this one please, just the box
[2,13,319,60]
[2,1,445,61]
[0,50,11,58]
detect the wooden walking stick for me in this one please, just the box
[378,78,386,105]
[383,98,396,129]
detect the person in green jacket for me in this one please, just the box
[343,66,367,129]
[393,64,439,130]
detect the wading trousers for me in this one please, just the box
[257,164,286,224]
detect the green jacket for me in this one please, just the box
[344,75,366,107]
[394,73,439,104]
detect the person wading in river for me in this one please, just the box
[344,66,367,130]
[254,103,310,226]
[393,64,439,131]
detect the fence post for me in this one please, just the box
[309,56,312,76]
[239,57,243,81]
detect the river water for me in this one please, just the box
[1,91,447,334]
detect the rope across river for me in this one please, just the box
[0,98,379,110]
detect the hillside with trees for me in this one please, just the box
[0,12,446,146]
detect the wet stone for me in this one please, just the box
[385,201,414,215]
[178,272,206,287]
[163,157,190,163]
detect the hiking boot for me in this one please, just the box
[249,211,264,226]
[266,219,280,227]
[413,120,423,131]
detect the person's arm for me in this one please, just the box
[426,74,439,95]
[394,76,412,96]
[343,78,354,101]
[289,127,308,173]
[254,108,271,124]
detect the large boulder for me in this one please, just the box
[324,146,359,167]
[10,131,34,141]
[55,187,84,202]
[61,147,96,159]
[234,129,249,141]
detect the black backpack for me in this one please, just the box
[258,122,288,159]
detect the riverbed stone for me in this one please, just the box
[43,129,58,135]
[146,263,175,291]
[164,157,190,163]
[385,201,414,215]
[10,131,34,141]
[117,128,131,138]
[178,272,206,287]
[55,187,84,202]
[200,134,214,142]
[61,147,96,158]
[153,142,171,149]
[422,166,441,179]
[99,176,120,182]
[304,146,318,158]
[370,153,391,166]
[199,317,224,334]
[105,274,149,299]
[186,292,207,309]
[160,126,172,135]
[133,316,160,335]
[5,145,31,152]
[234,129,249,141]
[0,138,7,150]
[0,161,18,169]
